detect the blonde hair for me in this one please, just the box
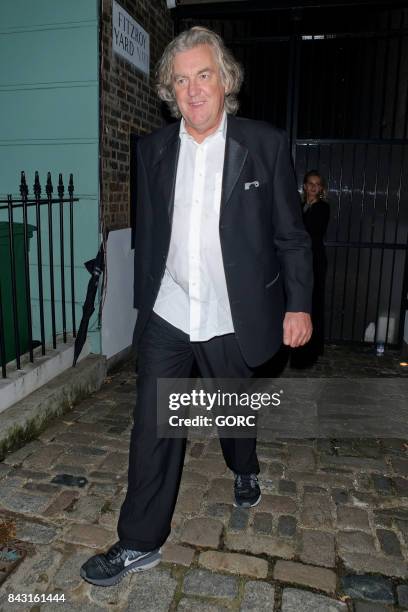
[156,26,243,118]
[302,170,328,202]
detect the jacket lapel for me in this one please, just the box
[152,123,180,221]
[221,115,248,216]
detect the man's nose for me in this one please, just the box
[187,78,199,96]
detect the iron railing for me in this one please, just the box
[0,172,79,378]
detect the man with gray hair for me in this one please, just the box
[81,26,312,586]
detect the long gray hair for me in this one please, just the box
[156,26,243,118]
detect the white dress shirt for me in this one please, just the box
[153,111,235,341]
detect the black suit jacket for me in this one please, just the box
[132,114,313,367]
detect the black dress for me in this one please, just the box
[292,198,330,365]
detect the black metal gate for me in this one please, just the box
[176,1,408,348]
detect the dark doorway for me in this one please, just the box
[175,2,408,348]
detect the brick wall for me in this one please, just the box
[100,0,173,229]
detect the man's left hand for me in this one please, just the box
[283,312,313,348]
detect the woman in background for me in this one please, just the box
[292,170,330,366]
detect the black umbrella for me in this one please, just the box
[73,243,105,366]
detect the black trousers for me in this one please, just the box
[117,313,259,551]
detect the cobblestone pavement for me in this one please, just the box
[0,346,407,611]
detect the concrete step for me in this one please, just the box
[0,354,107,460]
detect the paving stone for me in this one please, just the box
[37,422,68,442]
[259,494,297,514]
[336,506,370,530]
[299,529,335,567]
[57,452,106,467]
[23,481,61,494]
[225,532,295,559]
[181,470,209,487]
[177,599,228,611]
[229,507,249,530]
[72,443,113,457]
[397,584,408,608]
[162,542,195,566]
[332,488,349,504]
[206,478,234,504]
[396,519,408,544]
[15,520,57,544]
[176,486,204,513]
[65,494,105,522]
[199,551,268,578]
[256,444,286,461]
[374,507,408,521]
[277,515,297,537]
[394,477,408,497]
[61,523,115,548]
[287,445,316,470]
[183,568,239,599]
[207,503,232,522]
[0,463,11,479]
[53,550,93,590]
[274,560,337,593]
[341,552,408,578]
[376,529,403,557]
[372,474,393,495]
[341,574,395,604]
[187,458,227,476]
[304,485,326,493]
[3,440,44,465]
[337,530,376,554]
[288,470,352,488]
[181,517,223,548]
[0,488,54,514]
[22,444,66,469]
[56,432,96,446]
[88,481,119,496]
[253,512,273,535]
[279,480,297,494]
[240,580,275,611]
[88,582,126,607]
[125,567,177,612]
[98,509,117,530]
[281,588,347,611]
[43,490,79,516]
[301,493,333,527]
[392,457,408,475]
[4,546,63,593]
[97,452,128,472]
[52,463,91,476]
[353,602,390,612]
[268,463,284,478]
[320,454,387,471]
[189,442,205,458]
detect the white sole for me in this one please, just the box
[233,494,262,508]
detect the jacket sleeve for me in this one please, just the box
[133,141,152,310]
[271,130,313,313]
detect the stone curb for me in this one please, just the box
[0,354,107,460]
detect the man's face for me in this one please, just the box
[172,44,226,143]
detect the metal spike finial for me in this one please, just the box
[33,171,41,198]
[20,171,29,198]
[46,172,53,197]
[58,173,64,199]
[68,173,74,196]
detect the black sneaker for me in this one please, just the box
[80,542,161,587]
[234,473,261,508]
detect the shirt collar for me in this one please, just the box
[179,110,227,143]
